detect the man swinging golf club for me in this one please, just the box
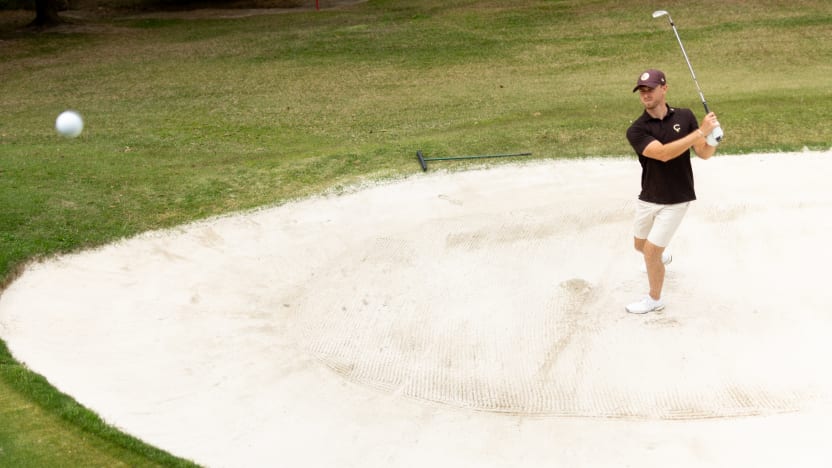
[625,69,721,314]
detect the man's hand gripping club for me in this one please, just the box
[701,112,722,147]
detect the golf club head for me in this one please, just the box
[652,10,669,19]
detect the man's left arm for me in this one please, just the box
[693,134,717,160]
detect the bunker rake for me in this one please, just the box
[417,150,533,171]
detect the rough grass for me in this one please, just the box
[0,0,831,465]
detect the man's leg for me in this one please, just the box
[633,237,646,254]
[633,237,665,300]
[642,240,666,301]
[628,202,689,313]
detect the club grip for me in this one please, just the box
[711,126,724,142]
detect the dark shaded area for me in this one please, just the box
[31,0,61,26]
[1,0,307,29]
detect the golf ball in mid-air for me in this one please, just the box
[55,110,84,138]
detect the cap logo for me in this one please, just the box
[641,72,650,81]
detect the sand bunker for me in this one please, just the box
[1,151,831,467]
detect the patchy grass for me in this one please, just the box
[0,0,831,464]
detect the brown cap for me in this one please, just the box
[632,69,666,92]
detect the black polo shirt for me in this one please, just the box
[626,105,699,204]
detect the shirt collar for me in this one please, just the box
[644,104,676,121]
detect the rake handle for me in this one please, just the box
[417,151,533,171]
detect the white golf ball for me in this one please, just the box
[55,110,84,138]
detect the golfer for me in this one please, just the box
[625,69,720,314]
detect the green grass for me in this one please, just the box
[1,342,196,467]
[1,0,831,464]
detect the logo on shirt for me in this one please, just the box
[673,123,681,133]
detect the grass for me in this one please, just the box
[0,342,196,467]
[1,0,831,464]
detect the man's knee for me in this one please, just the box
[634,237,646,253]
[642,240,664,262]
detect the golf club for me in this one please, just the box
[652,10,723,142]
[417,150,532,171]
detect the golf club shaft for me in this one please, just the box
[666,17,710,114]
[655,11,722,142]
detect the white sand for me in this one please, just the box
[1,151,831,467]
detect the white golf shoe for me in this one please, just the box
[639,251,673,273]
[626,295,665,314]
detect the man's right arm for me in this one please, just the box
[641,131,705,162]
[641,111,719,162]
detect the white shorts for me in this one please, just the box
[633,200,690,248]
